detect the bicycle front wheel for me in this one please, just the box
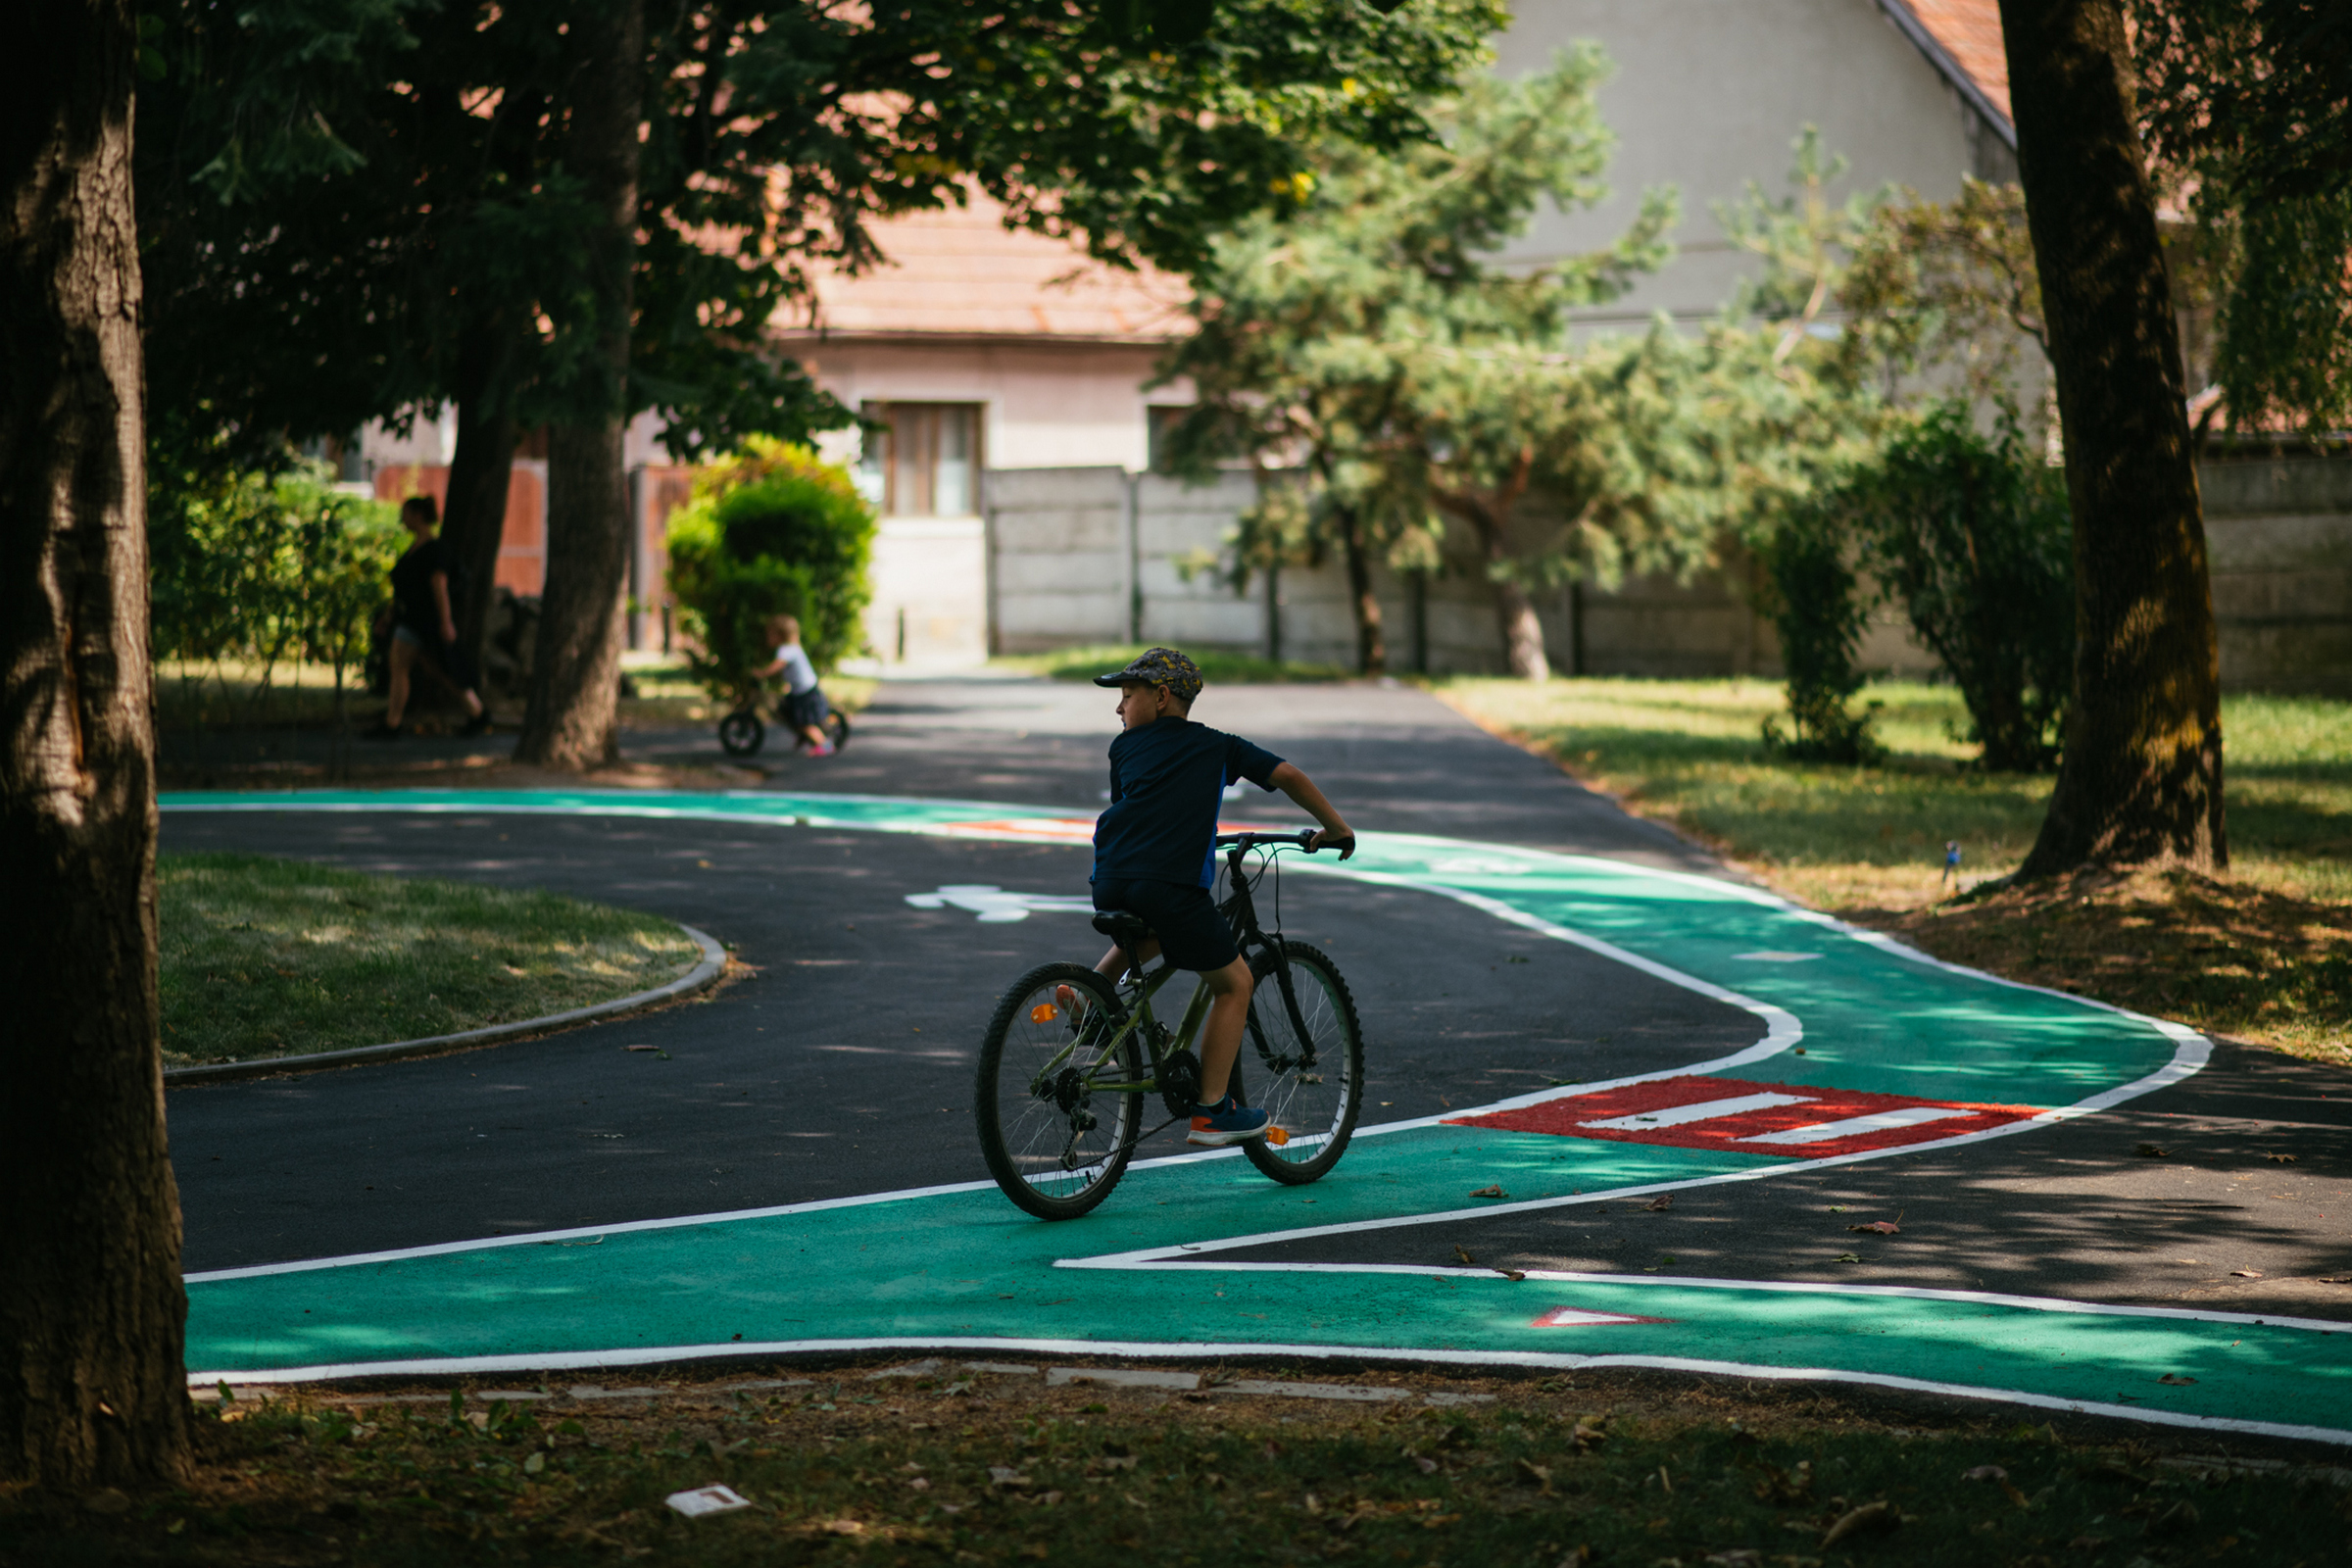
[1239,940,1365,1185]
[717,710,764,758]
[975,963,1143,1220]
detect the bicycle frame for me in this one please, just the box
[1027,832,1324,1122]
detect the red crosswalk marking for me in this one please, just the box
[1446,1075,2045,1156]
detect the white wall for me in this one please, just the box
[801,339,1196,667]
[1495,0,1986,328]
[797,339,1182,474]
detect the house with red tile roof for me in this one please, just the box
[357,0,2026,675]
[765,0,2020,672]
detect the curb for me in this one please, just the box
[163,924,729,1086]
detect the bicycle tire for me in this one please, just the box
[976,962,1142,1220]
[827,710,852,752]
[717,710,765,758]
[1239,941,1364,1185]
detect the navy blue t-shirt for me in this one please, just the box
[1092,719,1284,888]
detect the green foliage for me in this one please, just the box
[137,0,1502,465]
[1715,127,1891,368]
[2134,0,2352,440]
[1756,502,1881,766]
[1854,404,2075,773]
[1835,177,2048,411]
[663,442,875,703]
[1161,49,1682,673]
[149,452,406,700]
[2206,191,2352,439]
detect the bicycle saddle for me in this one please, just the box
[1091,909,1152,949]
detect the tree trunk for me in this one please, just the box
[515,0,643,770]
[1336,507,1386,675]
[442,328,519,695]
[2000,0,2226,875]
[0,0,190,1489]
[1494,576,1548,681]
[1475,515,1547,679]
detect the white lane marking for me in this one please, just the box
[183,1335,2352,1448]
[1737,1105,1974,1144]
[1577,1092,1812,1130]
[903,885,1095,922]
[1731,951,1821,962]
[1533,1308,1653,1327]
[1059,1261,2352,1337]
[181,1177,998,1283]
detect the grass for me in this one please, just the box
[990,643,1351,685]
[1434,679,2352,1064]
[158,854,704,1065]
[7,1362,2346,1566]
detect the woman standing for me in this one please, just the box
[368,496,490,738]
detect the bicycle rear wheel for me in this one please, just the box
[1239,940,1364,1185]
[976,963,1143,1219]
[826,710,852,751]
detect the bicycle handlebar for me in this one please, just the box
[1215,829,1356,856]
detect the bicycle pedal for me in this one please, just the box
[1265,1126,1290,1146]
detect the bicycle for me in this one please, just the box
[974,830,1365,1220]
[717,701,850,760]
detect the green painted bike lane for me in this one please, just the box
[165,790,2351,1445]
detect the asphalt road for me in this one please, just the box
[164,678,2352,1326]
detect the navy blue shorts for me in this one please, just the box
[1091,877,1239,973]
[782,687,831,730]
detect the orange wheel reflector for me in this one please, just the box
[1265,1127,1290,1146]
[1029,1003,1059,1023]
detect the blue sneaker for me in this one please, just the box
[1188,1094,1271,1148]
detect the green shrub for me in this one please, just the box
[664,440,875,703]
[1857,402,2073,772]
[150,448,405,704]
[1758,495,1883,764]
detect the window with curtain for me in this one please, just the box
[858,403,981,516]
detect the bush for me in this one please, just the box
[1758,496,1883,764]
[664,440,875,703]
[1856,402,2073,772]
[150,447,406,708]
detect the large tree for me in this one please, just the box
[1162,50,1674,676]
[1,0,190,1490]
[1998,0,2226,875]
[519,0,644,768]
[144,0,1501,749]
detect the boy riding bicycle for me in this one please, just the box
[1081,648,1355,1147]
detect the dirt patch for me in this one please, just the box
[1848,867,2352,1067]
[9,1359,2348,1566]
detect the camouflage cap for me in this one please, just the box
[1093,647,1203,705]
